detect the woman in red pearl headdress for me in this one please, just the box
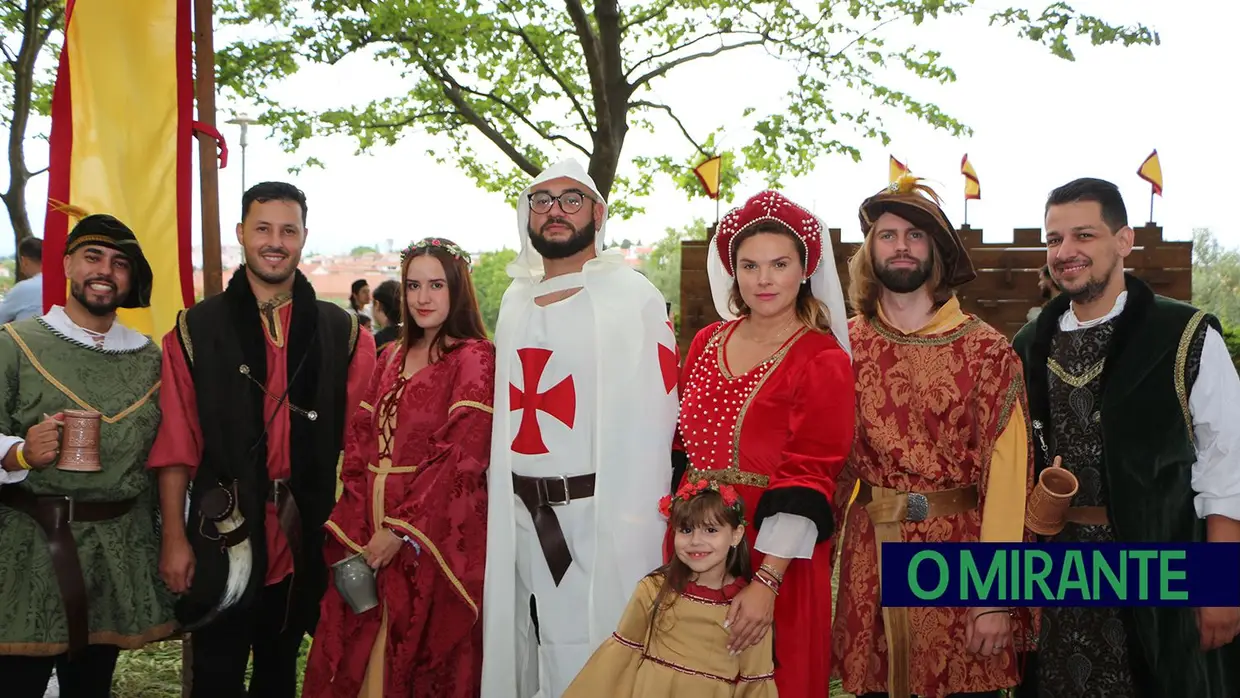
[670,190,855,696]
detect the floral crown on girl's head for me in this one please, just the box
[659,479,747,526]
[400,237,472,267]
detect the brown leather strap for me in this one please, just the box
[511,473,596,586]
[1064,505,1108,526]
[0,487,135,657]
[857,482,979,698]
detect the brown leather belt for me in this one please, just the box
[511,473,595,586]
[269,478,303,631]
[0,486,135,657]
[1065,505,1108,526]
[857,481,979,698]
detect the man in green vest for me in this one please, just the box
[1014,177,1240,698]
[0,214,174,697]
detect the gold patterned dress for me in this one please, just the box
[563,575,776,697]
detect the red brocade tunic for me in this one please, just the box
[832,300,1036,698]
[302,339,495,698]
[672,320,854,697]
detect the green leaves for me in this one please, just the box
[214,0,1156,214]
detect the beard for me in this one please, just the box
[876,255,933,294]
[245,247,299,285]
[1054,255,1116,306]
[70,278,122,316]
[528,218,596,260]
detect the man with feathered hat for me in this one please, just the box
[832,175,1036,698]
[480,160,680,698]
[0,213,175,695]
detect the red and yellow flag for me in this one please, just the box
[961,154,981,200]
[42,0,195,338]
[1138,150,1163,196]
[889,155,909,184]
[693,156,723,200]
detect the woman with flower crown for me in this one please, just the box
[563,481,776,697]
[670,190,855,696]
[302,237,495,698]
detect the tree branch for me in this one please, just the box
[629,39,765,92]
[28,165,47,177]
[0,42,15,67]
[456,83,592,156]
[497,16,593,133]
[564,0,605,109]
[630,100,707,157]
[411,49,542,177]
[621,0,674,31]
[627,29,765,76]
[359,110,460,130]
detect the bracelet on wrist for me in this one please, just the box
[15,444,31,470]
[754,572,780,596]
[759,563,784,583]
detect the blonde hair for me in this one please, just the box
[847,223,953,319]
[727,223,832,333]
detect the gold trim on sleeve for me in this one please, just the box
[3,325,159,424]
[176,310,194,366]
[382,517,479,618]
[359,401,375,413]
[324,520,366,555]
[1176,310,1207,449]
[449,400,493,415]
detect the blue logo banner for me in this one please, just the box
[880,543,1240,607]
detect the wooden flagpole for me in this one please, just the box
[194,0,222,299]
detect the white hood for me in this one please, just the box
[510,158,611,280]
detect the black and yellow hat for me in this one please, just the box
[859,175,976,287]
[65,214,154,309]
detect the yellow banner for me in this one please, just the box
[48,0,191,338]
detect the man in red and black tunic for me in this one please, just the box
[150,181,375,698]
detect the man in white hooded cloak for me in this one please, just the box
[480,160,680,698]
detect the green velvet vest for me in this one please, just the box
[1013,274,1240,698]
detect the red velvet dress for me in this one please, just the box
[302,339,495,698]
[672,320,854,697]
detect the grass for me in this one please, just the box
[112,637,312,698]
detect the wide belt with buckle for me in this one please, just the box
[0,486,135,657]
[856,481,979,698]
[511,473,595,586]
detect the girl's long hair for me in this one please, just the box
[726,222,833,334]
[399,242,488,362]
[645,490,750,650]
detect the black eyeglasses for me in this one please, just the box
[528,191,592,215]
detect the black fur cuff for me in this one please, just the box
[754,486,835,543]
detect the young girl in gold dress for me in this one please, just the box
[563,481,777,697]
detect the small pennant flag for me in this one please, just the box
[889,155,909,184]
[961,154,981,200]
[1138,150,1163,196]
[693,156,722,200]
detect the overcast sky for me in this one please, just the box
[1,0,1233,259]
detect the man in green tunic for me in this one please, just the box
[1014,178,1240,698]
[0,214,174,697]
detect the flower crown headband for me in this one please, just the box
[659,479,747,526]
[400,237,472,267]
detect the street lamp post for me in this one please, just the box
[225,112,258,194]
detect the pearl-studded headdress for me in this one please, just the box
[706,190,851,356]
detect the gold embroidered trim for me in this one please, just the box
[368,462,417,475]
[3,325,159,424]
[732,329,804,472]
[449,400,493,415]
[0,622,180,657]
[176,310,194,366]
[868,315,981,346]
[1047,357,1105,389]
[359,401,375,413]
[995,377,1023,439]
[383,517,479,617]
[348,312,359,354]
[1176,310,1207,449]
[685,465,770,489]
[257,295,291,347]
[324,520,366,555]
